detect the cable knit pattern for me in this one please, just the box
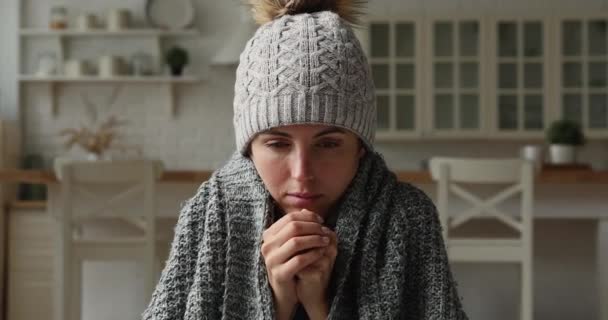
[233,11,376,154]
[142,151,468,319]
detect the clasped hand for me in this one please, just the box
[261,209,338,320]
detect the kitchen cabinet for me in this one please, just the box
[425,18,487,137]
[6,207,55,320]
[556,16,608,138]
[365,15,605,141]
[365,19,425,140]
[489,18,551,138]
[0,119,20,319]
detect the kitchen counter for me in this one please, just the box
[2,167,608,185]
[2,167,608,210]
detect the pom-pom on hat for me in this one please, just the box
[233,0,376,154]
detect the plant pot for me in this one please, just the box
[549,144,577,164]
[170,65,184,76]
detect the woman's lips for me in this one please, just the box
[285,193,322,207]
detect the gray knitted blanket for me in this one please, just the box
[142,151,468,319]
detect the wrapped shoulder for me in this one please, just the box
[391,182,439,222]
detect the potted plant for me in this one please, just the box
[546,119,586,164]
[59,115,126,160]
[165,46,189,76]
[58,88,140,160]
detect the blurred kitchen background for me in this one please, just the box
[1,0,608,320]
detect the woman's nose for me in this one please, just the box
[290,148,315,181]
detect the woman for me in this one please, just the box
[143,1,468,319]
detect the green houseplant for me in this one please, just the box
[165,46,189,76]
[546,119,585,164]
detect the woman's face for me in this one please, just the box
[250,124,365,218]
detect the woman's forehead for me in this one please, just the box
[259,124,348,137]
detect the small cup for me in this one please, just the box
[64,60,86,77]
[76,13,98,30]
[99,56,119,77]
[36,52,59,77]
[520,145,544,171]
[107,9,130,31]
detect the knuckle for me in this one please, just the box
[284,213,296,223]
[290,237,303,247]
[308,212,320,222]
[287,221,303,234]
[260,242,270,257]
[273,269,289,282]
[292,254,308,266]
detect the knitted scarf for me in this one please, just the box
[142,151,468,320]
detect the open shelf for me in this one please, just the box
[19,75,200,83]
[9,201,47,210]
[19,75,203,116]
[20,28,199,37]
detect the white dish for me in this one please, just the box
[145,0,195,30]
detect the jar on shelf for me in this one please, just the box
[130,51,154,76]
[76,13,98,30]
[64,59,86,77]
[36,52,59,77]
[98,55,120,77]
[107,9,131,30]
[49,6,68,30]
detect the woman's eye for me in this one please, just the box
[266,141,290,149]
[317,140,341,148]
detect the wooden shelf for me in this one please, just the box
[20,28,199,37]
[19,75,200,83]
[9,201,47,210]
[19,27,203,118]
[19,75,202,116]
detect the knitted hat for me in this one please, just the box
[233,0,375,154]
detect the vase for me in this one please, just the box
[86,151,109,161]
[549,144,576,164]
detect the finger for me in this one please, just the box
[296,266,322,280]
[296,259,328,280]
[280,247,327,277]
[261,221,330,257]
[327,231,338,259]
[317,255,332,272]
[297,256,326,274]
[264,209,324,238]
[274,220,331,245]
[265,234,330,267]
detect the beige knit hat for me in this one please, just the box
[233,0,375,154]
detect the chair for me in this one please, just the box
[429,157,534,320]
[53,159,163,320]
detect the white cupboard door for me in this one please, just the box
[490,18,551,138]
[557,17,608,138]
[369,19,424,141]
[426,18,487,138]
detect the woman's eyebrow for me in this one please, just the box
[260,128,346,138]
[314,128,346,137]
[260,130,291,137]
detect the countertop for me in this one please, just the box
[2,167,608,210]
[2,167,608,185]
